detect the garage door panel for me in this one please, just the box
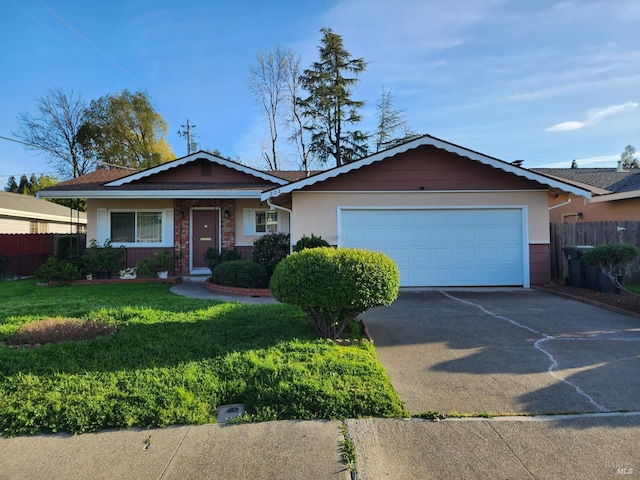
[340,208,525,287]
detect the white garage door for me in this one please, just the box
[339,208,526,287]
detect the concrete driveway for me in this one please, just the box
[362,288,640,416]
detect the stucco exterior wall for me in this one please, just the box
[290,190,551,245]
[548,193,640,223]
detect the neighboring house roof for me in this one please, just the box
[38,152,310,199]
[533,168,640,203]
[534,168,640,193]
[0,191,86,223]
[261,134,592,201]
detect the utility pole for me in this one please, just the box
[178,119,197,154]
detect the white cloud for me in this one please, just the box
[546,101,638,132]
[547,121,585,132]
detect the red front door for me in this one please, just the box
[192,209,219,269]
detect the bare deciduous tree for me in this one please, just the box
[249,47,289,170]
[15,88,95,179]
[283,50,313,172]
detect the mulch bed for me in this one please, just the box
[535,284,640,319]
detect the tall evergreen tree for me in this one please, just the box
[4,176,18,193]
[299,28,368,167]
[374,87,418,152]
[17,175,31,195]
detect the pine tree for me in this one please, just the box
[299,28,368,167]
[374,87,418,152]
[4,176,18,192]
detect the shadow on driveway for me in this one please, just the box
[362,289,640,417]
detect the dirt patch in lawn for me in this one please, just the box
[4,318,117,347]
[536,284,640,319]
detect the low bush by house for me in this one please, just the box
[252,233,290,278]
[293,234,330,252]
[209,260,269,289]
[204,248,241,272]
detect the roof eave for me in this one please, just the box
[261,135,592,201]
[38,190,265,199]
[106,152,289,187]
[0,207,87,223]
[590,190,640,203]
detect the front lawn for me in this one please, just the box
[0,280,405,436]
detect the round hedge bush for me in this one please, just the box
[293,234,330,252]
[209,260,269,289]
[270,247,399,339]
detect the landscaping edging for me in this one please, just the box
[205,280,273,298]
[38,277,183,286]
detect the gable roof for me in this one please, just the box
[106,151,289,187]
[533,168,640,193]
[38,152,308,199]
[0,191,86,223]
[261,135,592,201]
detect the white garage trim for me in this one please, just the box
[337,206,530,288]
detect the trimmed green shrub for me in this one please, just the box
[293,234,331,252]
[582,243,639,271]
[252,233,290,278]
[270,247,400,339]
[204,248,241,272]
[582,243,639,289]
[35,256,83,282]
[210,260,269,289]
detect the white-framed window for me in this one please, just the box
[255,210,278,234]
[111,211,162,243]
[243,208,289,236]
[97,208,174,247]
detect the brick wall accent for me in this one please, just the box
[173,199,236,276]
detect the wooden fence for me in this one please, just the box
[550,221,640,283]
[0,233,86,277]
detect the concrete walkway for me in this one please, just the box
[2,287,640,478]
[170,278,278,304]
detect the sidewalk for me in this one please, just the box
[2,414,638,479]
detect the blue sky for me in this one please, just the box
[2,0,639,182]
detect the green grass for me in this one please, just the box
[0,280,405,436]
[626,284,640,294]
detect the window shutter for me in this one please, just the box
[278,210,290,233]
[243,208,253,236]
[163,209,174,246]
[97,208,108,243]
